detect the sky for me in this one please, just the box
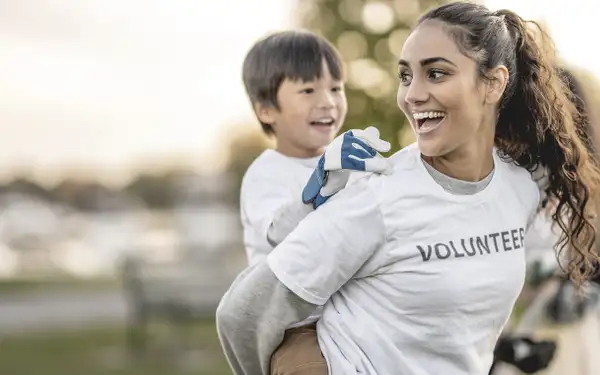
[0,0,598,186]
[0,0,294,185]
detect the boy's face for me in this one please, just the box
[258,60,347,158]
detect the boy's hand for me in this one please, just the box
[302,127,392,209]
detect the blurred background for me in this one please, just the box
[1,0,599,374]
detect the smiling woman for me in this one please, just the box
[398,3,600,285]
[396,25,500,172]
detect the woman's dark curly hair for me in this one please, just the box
[419,2,600,287]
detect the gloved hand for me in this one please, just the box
[302,127,391,209]
[494,336,556,374]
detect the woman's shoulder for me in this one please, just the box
[495,150,539,185]
[345,144,433,209]
[494,150,542,210]
[388,143,421,169]
[346,143,422,185]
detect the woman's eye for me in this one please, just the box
[398,72,412,85]
[429,70,446,80]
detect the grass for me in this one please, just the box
[0,298,568,375]
[0,318,232,375]
[0,275,545,375]
[0,277,120,295]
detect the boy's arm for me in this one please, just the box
[216,261,317,375]
[267,127,391,247]
[265,196,314,247]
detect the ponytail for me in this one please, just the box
[496,11,600,286]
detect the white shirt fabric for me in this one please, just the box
[239,149,322,328]
[240,149,318,266]
[524,210,561,272]
[267,143,541,375]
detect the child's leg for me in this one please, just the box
[271,323,327,375]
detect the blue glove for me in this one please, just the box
[302,127,391,209]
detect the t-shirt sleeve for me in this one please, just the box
[267,178,386,305]
[523,166,545,232]
[523,211,560,271]
[523,168,557,269]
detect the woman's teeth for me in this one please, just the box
[413,111,446,121]
[413,111,446,133]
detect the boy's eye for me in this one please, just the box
[332,86,343,92]
[300,88,314,94]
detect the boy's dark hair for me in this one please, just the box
[242,30,344,135]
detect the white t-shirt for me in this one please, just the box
[267,143,541,375]
[240,149,323,328]
[524,210,561,273]
[240,149,319,266]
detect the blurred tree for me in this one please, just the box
[53,180,138,212]
[124,173,176,209]
[3,177,56,202]
[297,0,451,153]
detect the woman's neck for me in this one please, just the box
[423,139,495,182]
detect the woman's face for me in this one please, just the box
[396,20,492,158]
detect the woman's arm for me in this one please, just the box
[217,178,386,374]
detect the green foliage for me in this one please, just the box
[298,0,449,153]
[0,318,231,375]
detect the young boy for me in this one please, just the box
[240,29,347,269]
[224,30,389,375]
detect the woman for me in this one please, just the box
[216,2,600,374]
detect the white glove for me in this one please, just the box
[302,126,392,208]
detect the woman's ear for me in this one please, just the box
[485,65,510,105]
